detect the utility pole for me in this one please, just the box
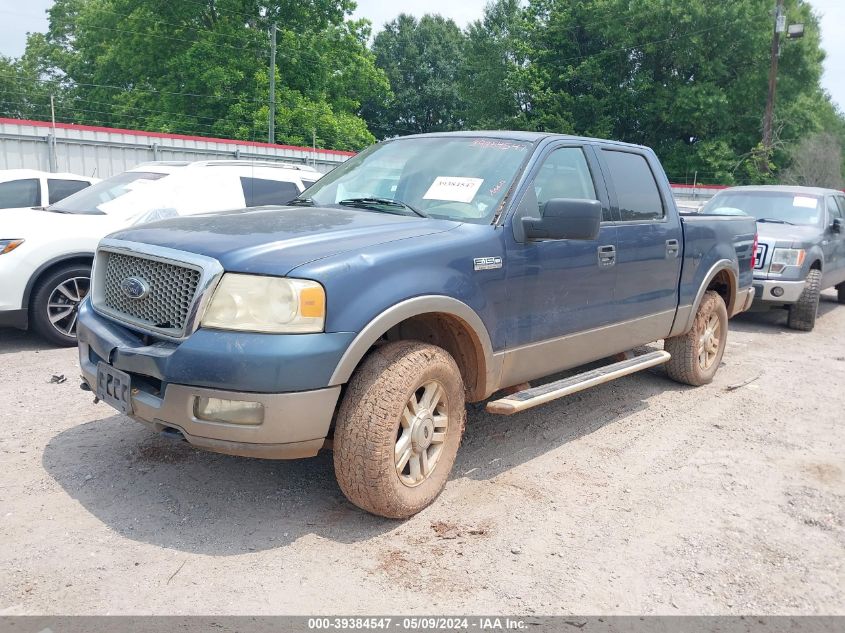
[49,94,58,172]
[268,22,277,144]
[760,0,785,172]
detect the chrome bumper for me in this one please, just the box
[752,279,806,304]
[80,348,340,460]
[735,287,756,315]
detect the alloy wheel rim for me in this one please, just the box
[698,313,721,369]
[395,380,449,487]
[47,276,89,337]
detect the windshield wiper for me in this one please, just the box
[338,197,428,218]
[287,197,315,206]
[757,218,794,225]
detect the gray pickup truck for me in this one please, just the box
[77,131,756,518]
[702,185,845,330]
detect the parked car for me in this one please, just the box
[76,131,756,518]
[0,169,98,209]
[702,185,845,330]
[0,160,321,345]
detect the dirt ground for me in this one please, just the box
[1,292,843,615]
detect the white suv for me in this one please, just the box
[0,160,321,345]
[0,169,98,210]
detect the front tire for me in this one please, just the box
[836,281,845,305]
[333,341,466,519]
[30,264,91,346]
[664,290,728,386]
[787,269,821,331]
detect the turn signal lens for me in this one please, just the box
[0,239,24,255]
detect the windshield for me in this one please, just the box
[702,191,822,226]
[300,136,534,223]
[48,170,169,215]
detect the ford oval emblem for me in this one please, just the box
[121,276,150,300]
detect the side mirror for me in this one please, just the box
[832,218,843,233]
[522,198,602,241]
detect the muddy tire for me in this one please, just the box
[836,281,845,305]
[664,291,728,387]
[30,264,91,347]
[787,269,821,331]
[333,341,466,519]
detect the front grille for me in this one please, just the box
[100,251,202,335]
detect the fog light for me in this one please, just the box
[194,397,264,425]
[771,286,785,297]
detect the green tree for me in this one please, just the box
[363,14,467,138]
[2,0,387,150]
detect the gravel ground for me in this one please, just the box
[1,292,843,615]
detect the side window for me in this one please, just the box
[601,150,664,221]
[301,178,318,189]
[829,196,843,220]
[0,178,39,209]
[240,177,300,207]
[48,179,91,204]
[533,147,600,214]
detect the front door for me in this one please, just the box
[499,143,618,386]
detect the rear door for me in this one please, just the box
[598,147,682,338]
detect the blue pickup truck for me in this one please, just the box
[77,132,756,518]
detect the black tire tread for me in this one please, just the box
[787,269,822,331]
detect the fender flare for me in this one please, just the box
[671,259,738,337]
[328,295,497,395]
[21,251,95,316]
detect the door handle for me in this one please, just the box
[666,239,680,258]
[597,244,616,268]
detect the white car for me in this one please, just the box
[0,160,321,345]
[0,169,98,210]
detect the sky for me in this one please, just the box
[0,0,843,111]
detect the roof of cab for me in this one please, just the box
[398,129,649,151]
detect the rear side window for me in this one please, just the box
[48,179,91,204]
[240,177,300,207]
[601,150,664,221]
[0,178,39,209]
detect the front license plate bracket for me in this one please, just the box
[96,362,133,414]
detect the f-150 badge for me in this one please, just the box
[473,256,503,271]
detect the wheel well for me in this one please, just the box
[381,312,487,402]
[706,269,735,315]
[810,260,822,271]
[26,255,94,310]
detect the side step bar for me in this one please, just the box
[486,350,671,415]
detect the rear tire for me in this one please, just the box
[30,264,91,347]
[664,291,728,386]
[787,269,821,331]
[333,341,466,519]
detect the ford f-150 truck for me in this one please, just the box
[76,132,756,518]
[702,185,845,331]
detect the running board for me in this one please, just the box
[486,350,671,415]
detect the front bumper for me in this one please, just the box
[752,278,806,304]
[77,299,349,459]
[80,347,341,459]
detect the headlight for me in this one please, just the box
[770,248,805,273]
[201,273,325,333]
[0,239,24,255]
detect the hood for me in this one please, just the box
[1,207,126,240]
[108,205,461,275]
[756,222,821,247]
